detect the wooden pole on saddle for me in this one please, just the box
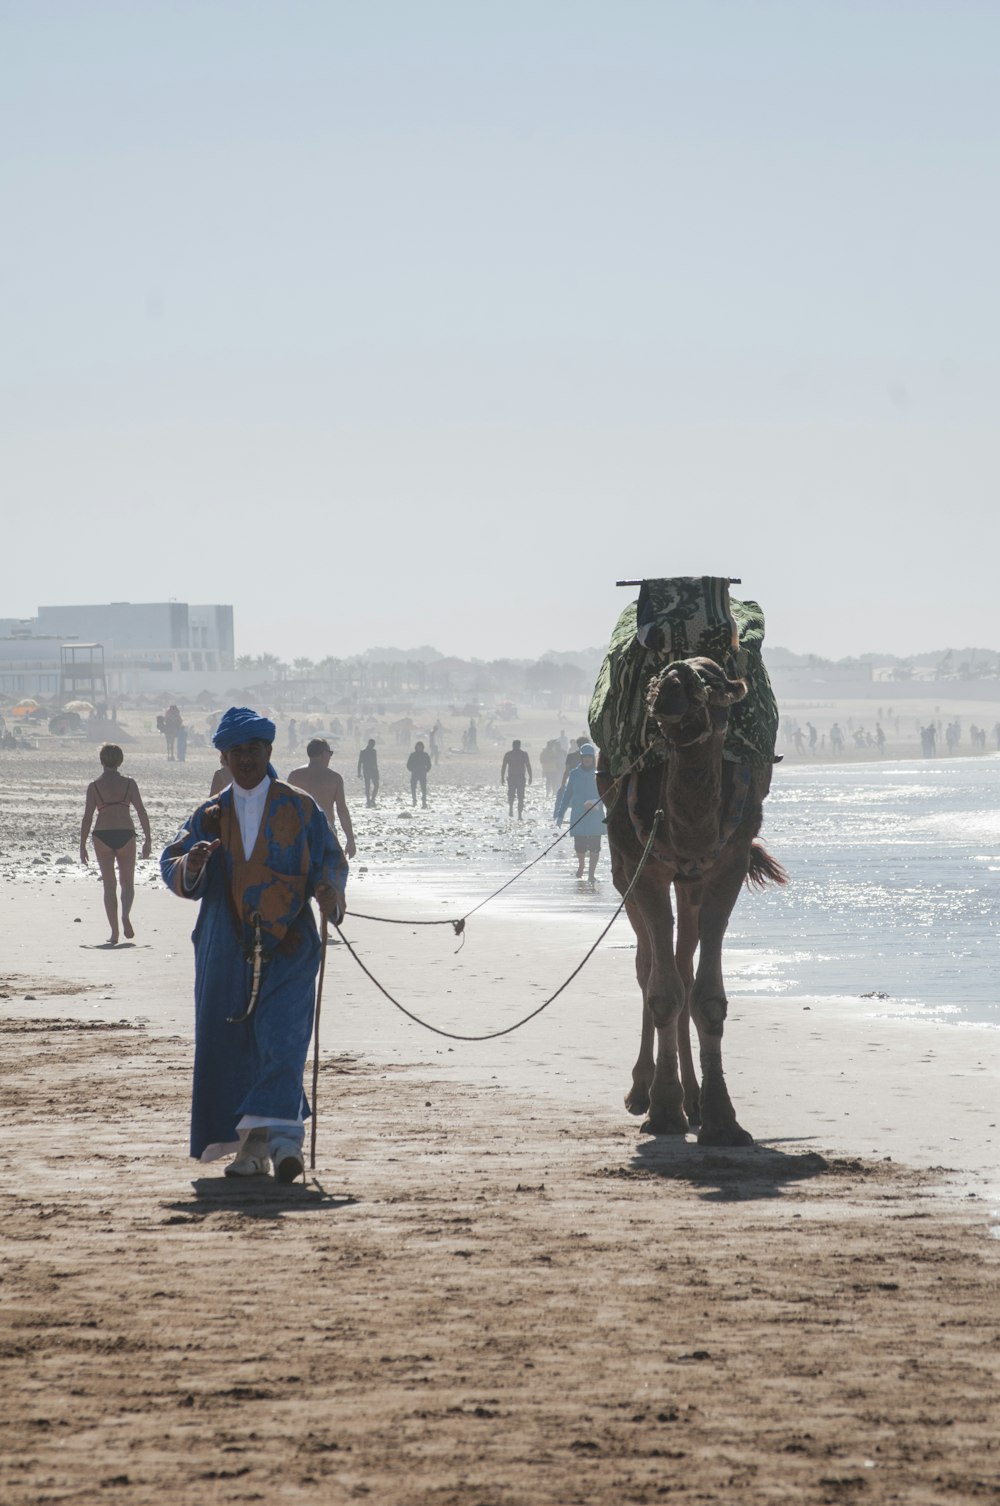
[309,914,329,1171]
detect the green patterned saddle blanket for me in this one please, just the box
[588,576,779,777]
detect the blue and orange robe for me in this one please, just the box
[161,780,348,1161]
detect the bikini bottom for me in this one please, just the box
[94,830,135,851]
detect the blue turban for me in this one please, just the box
[213,706,277,751]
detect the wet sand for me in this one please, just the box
[2,729,1000,1503]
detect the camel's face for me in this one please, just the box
[647,656,747,746]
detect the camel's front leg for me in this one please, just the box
[690,859,753,1146]
[624,897,655,1116]
[639,876,689,1136]
[673,884,702,1127]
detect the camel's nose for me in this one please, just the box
[651,674,689,721]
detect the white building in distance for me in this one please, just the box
[0,602,235,698]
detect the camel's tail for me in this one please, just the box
[745,840,787,890]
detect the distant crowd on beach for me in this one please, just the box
[781,709,1000,758]
[6,685,997,959]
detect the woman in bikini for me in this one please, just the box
[79,744,153,945]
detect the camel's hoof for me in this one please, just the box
[683,1094,702,1129]
[640,1115,689,1137]
[697,1122,754,1148]
[625,1089,650,1116]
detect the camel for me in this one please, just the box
[597,655,785,1146]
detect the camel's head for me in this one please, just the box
[646,657,747,748]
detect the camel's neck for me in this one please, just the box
[659,733,726,866]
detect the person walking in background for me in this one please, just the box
[161,704,183,760]
[79,743,153,945]
[407,740,432,808]
[358,738,380,806]
[554,742,605,882]
[176,721,188,762]
[500,739,532,819]
[288,739,357,859]
[539,739,562,796]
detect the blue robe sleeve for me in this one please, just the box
[160,804,217,898]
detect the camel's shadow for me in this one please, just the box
[162,1176,359,1224]
[624,1135,830,1203]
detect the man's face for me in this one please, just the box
[222,740,272,789]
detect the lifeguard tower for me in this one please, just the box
[60,643,109,707]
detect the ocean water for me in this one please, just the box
[355,757,1000,1028]
[729,756,1000,1026]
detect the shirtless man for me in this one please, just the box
[287,739,357,858]
[209,752,231,795]
[500,739,532,819]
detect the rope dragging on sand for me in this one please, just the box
[331,811,663,1043]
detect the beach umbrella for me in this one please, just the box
[11,698,40,714]
[64,700,95,714]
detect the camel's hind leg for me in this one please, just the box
[690,851,753,1147]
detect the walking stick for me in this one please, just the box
[309,914,329,1171]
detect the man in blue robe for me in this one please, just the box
[161,707,348,1182]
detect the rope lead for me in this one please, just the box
[345,752,648,937]
[332,810,663,1043]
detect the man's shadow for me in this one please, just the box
[622,1135,833,1203]
[163,1176,359,1223]
[80,942,148,950]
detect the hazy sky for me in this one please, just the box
[3,1,998,661]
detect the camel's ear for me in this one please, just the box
[702,670,748,707]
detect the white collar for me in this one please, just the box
[231,774,271,802]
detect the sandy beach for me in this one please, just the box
[2,728,999,1503]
